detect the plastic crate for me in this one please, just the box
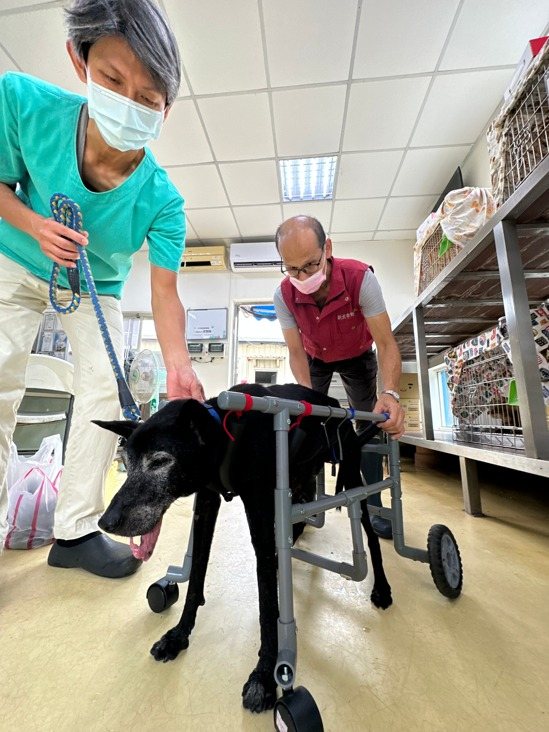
[488,41,549,206]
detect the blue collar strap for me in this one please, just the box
[204,403,221,424]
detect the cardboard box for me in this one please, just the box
[400,398,420,413]
[504,36,548,101]
[399,374,419,399]
[404,419,422,432]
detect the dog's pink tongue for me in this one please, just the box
[130,519,162,561]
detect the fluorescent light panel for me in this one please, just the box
[279,156,336,201]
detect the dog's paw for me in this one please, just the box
[371,583,393,610]
[150,628,189,662]
[242,670,277,713]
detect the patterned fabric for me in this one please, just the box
[445,300,549,422]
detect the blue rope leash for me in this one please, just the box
[49,193,141,422]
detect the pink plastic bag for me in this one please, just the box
[4,435,63,550]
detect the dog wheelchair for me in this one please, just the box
[146,391,463,732]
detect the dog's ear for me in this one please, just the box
[92,419,139,439]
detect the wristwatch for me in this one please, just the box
[381,389,400,403]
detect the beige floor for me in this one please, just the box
[2,457,549,732]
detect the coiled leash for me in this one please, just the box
[48,193,141,422]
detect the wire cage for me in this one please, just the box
[415,224,458,295]
[488,41,549,206]
[452,345,523,450]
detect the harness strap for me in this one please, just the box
[48,193,141,422]
[289,400,313,430]
[222,392,254,441]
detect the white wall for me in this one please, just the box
[333,239,414,322]
[122,240,415,397]
[461,129,492,189]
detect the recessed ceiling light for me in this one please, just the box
[279,156,337,202]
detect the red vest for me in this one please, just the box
[281,258,374,363]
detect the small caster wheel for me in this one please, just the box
[147,578,179,613]
[273,687,323,732]
[427,524,463,599]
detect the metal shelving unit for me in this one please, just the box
[392,155,549,514]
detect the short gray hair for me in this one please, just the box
[65,0,181,105]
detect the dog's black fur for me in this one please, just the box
[95,383,392,713]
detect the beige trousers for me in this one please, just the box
[0,253,123,541]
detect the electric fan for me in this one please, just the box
[128,349,162,415]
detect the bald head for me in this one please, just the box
[275,215,326,251]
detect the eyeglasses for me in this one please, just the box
[281,250,324,277]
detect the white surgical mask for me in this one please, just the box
[87,72,163,152]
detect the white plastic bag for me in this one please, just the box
[4,435,63,550]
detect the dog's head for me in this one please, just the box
[94,399,223,561]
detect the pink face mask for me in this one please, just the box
[289,267,327,295]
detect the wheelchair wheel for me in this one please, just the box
[273,687,323,732]
[427,524,463,599]
[146,578,179,613]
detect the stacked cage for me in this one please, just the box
[414,225,454,296]
[488,40,549,206]
[445,302,549,451]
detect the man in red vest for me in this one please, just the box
[274,215,405,539]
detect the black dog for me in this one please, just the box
[95,383,392,713]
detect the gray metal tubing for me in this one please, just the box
[292,498,368,581]
[273,409,297,690]
[388,436,428,562]
[291,479,393,521]
[218,390,385,423]
[165,494,197,583]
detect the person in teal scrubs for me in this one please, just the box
[0,0,204,577]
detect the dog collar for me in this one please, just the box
[203,403,222,424]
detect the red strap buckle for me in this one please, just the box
[290,400,313,431]
[222,393,255,441]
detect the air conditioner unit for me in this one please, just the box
[229,242,280,273]
[181,245,227,272]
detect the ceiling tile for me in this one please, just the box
[186,208,239,240]
[273,85,346,158]
[198,93,274,161]
[282,201,333,223]
[374,230,417,241]
[232,205,283,239]
[164,0,265,94]
[412,69,512,146]
[354,0,460,77]
[344,77,431,151]
[440,0,549,70]
[337,151,403,198]
[219,161,280,206]
[149,100,212,166]
[169,165,228,209]
[0,45,15,74]
[0,7,83,95]
[392,146,470,196]
[331,199,386,232]
[332,232,375,242]
[263,0,358,86]
[378,196,437,230]
[0,0,50,9]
